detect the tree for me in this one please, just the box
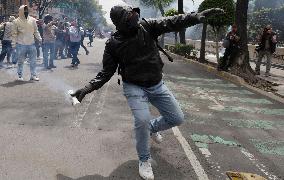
[29,0,73,19]
[230,0,275,91]
[165,8,179,44]
[139,0,175,47]
[75,0,107,29]
[198,0,235,62]
[253,0,284,11]
[248,6,284,44]
[178,0,186,44]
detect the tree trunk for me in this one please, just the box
[158,3,165,48]
[215,30,220,63]
[199,23,207,62]
[178,0,186,44]
[230,0,276,91]
[174,32,178,44]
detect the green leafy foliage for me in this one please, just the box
[248,6,284,44]
[253,0,284,11]
[139,0,175,9]
[198,0,235,30]
[75,0,107,29]
[164,8,178,17]
[171,43,194,58]
[30,0,107,29]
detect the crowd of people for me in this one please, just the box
[219,24,277,77]
[0,5,96,81]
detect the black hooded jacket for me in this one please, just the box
[89,7,201,89]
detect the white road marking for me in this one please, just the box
[72,82,110,128]
[172,127,209,180]
[241,148,278,180]
[95,82,110,117]
[199,148,212,158]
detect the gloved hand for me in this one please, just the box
[198,8,224,23]
[70,84,94,102]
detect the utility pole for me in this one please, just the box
[178,0,186,44]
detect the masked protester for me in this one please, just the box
[12,5,42,81]
[255,25,277,77]
[71,6,223,180]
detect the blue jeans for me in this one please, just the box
[0,40,12,64]
[16,44,37,77]
[69,42,80,65]
[123,81,184,162]
[11,49,17,64]
[43,42,55,68]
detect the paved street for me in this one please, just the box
[0,38,283,180]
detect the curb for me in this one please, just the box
[166,51,284,104]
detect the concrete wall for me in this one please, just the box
[164,37,284,64]
[186,39,284,65]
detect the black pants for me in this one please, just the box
[80,39,88,54]
[0,40,12,63]
[219,47,238,70]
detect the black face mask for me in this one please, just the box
[24,11,29,19]
[127,12,139,29]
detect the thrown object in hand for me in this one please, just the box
[68,90,80,106]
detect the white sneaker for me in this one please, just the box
[17,76,24,81]
[30,76,39,81]
[139,160,154,180]
[151,132,163,144]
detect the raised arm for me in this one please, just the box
[141,8,224,38]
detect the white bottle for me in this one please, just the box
[68,90,80,106]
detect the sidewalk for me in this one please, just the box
[205,53,284,97]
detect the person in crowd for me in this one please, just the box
[63,19,72,58]
[35,19,43,60]
[42,14,57,69]
[69,21,84,67]
[87,29,94,47]
[255,25,277,77]
[0,16,15,69]
[55,22,66,59]
[218,24,240,71]
[12,5,42,81]
[71,6,223,180]
[79,27,89,55]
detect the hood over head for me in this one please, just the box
[18,5,29,19]
[110,5,140,35]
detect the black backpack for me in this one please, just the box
[0,23,6,41]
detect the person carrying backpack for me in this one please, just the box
[71,6,223,180]
[0,16,15,68]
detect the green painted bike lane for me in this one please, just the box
[162,59,284,180]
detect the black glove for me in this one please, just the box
[198,8,224,23]
[70,84,94,102]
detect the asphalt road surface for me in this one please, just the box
[0,38,283,180]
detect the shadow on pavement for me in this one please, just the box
[1,80,34,87]
[64,66,79,70]
[56,149,187,180]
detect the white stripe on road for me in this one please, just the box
[72,82,110,127]
[241,148,278,180]
[172,127,209,180]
